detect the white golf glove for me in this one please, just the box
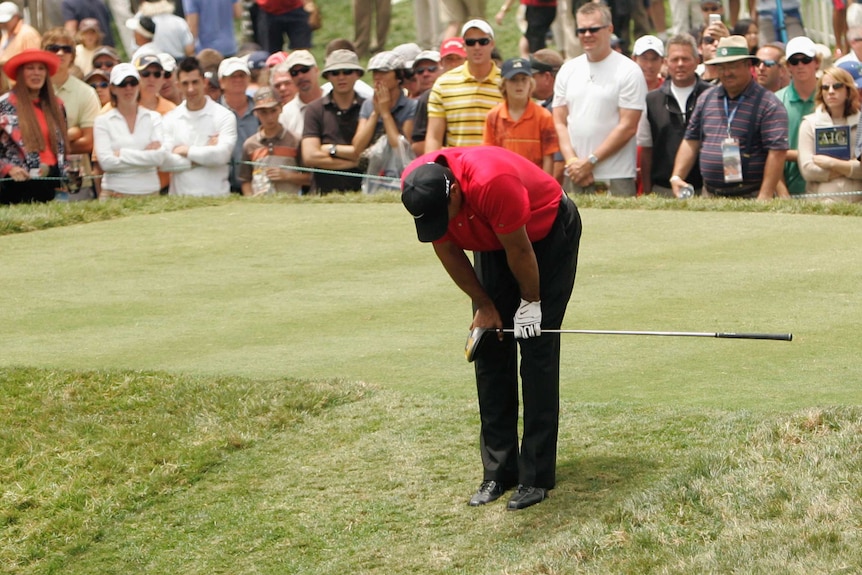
[514,299,542,339]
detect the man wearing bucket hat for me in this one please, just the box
[300,49,366,194]
[670,35,789,200]
[400,147,582,510]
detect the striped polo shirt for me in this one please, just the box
[428,63,503,148]
[685,80,788,193]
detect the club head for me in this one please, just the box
[465,327,488,363]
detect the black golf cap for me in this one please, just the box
[401,162,453,242]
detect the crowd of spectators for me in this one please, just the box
[0,0,860,204]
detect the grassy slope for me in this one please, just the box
[1,198,862,573]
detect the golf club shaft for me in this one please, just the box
[499,329,793,341]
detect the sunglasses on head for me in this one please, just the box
[757,59,778,68]
[139,69,163,78]
[414,65,438,74]
[289,65,312,77]
[117,78,139,88]
[326,69,355,77]
[89,81,108,89]
[93,60,115,69]
[787,55,814,66]
[47,44,75,54]
[464,37,492,46]
[576,25,609,36]
[821,82,846,91]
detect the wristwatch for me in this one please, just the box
[329,144,338,158]
[588,153,599,165]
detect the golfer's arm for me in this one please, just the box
[497,227,540,302]
[432,241,494,310]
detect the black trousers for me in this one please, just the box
[472,194,582,489]
[0,165,60,205]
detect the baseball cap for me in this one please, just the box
[79,18,101,33]
[158,52,176,73]
[252,86,281,110]
[92,45,120,62]
[439,37,467,59]
[401,162,454,242]
[501,57,532,79]
[246,50,268,71]
[266,51,288,68]
[110,63,140,85]
[785,36,816,58]
[413,50,441,65]
[218,56,250,78]
[461,18,494,39]
[367,51,406,73]
[0,2,20,24]
[84,69,109,83]
[285,49,316,70]
[321,49,364,75]
[133,54,162,71]
[838,61,862,89]
[633,35,664,57]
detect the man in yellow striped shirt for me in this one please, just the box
[425,19,502,151]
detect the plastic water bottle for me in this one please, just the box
[679,184,694,199]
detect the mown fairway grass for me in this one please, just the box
[1,195,862,574]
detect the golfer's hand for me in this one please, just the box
[514,299,542,339]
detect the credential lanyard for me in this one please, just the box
[723,95,744,139]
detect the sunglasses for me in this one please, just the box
[821,82,846,92]
[576,25,609,36]
[93,60,115,69]
[464,37,492,46]
[47,44,75,54]
[326,69,356,77]
[757,59,778,68]
[703,36,716,45]
[701,4,722,12]
[414,65,438,74]
[289,65,312,77]
[89,81,108,89]
[139,69,164,78]
[116,78,140,88]
[787,55,814,66]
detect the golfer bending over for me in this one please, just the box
[401,146,582,510]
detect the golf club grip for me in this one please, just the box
[714,332,793,341]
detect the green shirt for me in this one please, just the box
[776,83,815,195]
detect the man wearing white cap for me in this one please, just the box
[426,19,502,152]
[0,2,42,90]
[632,34,665,91]
[775,36,820,196]
[162,57,237,197]
[670,35,788,199]
[553,3,646,197]
[278,50,323,140]
[217,56,260,193]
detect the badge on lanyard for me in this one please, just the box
[722,95,744,183]
[722,138,743,183]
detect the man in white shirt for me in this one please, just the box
[553,2,647,196]
[162,56,237,196]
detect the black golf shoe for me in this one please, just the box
[468,480,512,506]
[506,485,547,510]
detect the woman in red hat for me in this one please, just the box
[0,48,70,204]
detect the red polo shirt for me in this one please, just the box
[405,147,562,252]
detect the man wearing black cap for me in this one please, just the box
[401,146,582,510]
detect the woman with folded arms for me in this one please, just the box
[93,63,168,198]
[0,49,69,204]
[797,66,862,203]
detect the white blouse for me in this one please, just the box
[94,106,168,195]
